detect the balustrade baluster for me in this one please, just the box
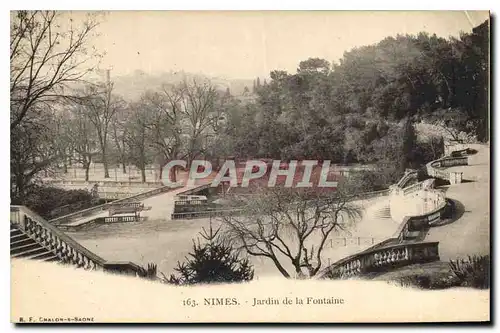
[61,243,69,260]
[77,253,84,267]
[380,252,386,265]
[390,250,396,263]
[33,224,41,242]
[55,239,64,259]
[44,231,52,249]
[41,228,50,246]
[71,249,78,264]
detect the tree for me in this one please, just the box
[110,107,129,174]
[82,80,123,178]
[177,79,219,166]
[10,11,100,131]
[11,108,60,202]
[221,185,362,278]
[10,11,101,202]
[297,57,330,74]
[124,101,151,183]
[167,221,254,285]
[142,87,183,175]
[64,104,99,181]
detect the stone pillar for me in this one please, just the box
[449,172,463,184]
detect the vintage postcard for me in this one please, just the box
[10,10,490,323]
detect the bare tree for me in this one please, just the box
[141,88,183,179]
[124,101,151,183]
[178,79,219,165]
[10,11,101,202]
[220,185,362,278]
[110,108,129,174]
[82,81,122,178]
[10,11,100,131]
[64,105,99,181]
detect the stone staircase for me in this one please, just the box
[372,205,391,219]
[10,223,59,262]
[10,205,145,277]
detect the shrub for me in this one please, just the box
[20,185,95,219]
[394,274,461,290]
[167,222,254,285]
[138,263,158,281]
[449,255,490,289]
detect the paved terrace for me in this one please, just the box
[424,144,490,260]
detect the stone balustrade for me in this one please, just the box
[171,208,244,220]
[395,170,419,189]
[49,184,181,226]
[11,205,106,270]
[426,156,468,183]
[322,164,449,279]
[321,146,476,279]
[45,179,164,188]
[11,205,145,275]
[354,189,390,200]
[325,241,440,279]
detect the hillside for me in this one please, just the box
[109,70,256,101]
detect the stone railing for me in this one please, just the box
[98,192,135,200]
[324,241,439,279]
[11,205,145,275]
[49,184,182,226]
[322,171,448,279]
[45,179,163,188]
[171,208,244,220]
[443,141,479,156]
[353,189,390,200]
[426,156,468,183]
[322,191,447,279]
[56,215,142,232]
[321,147,473,280]
[11,205,106,270]
[391,179,426,196]
[395,169,419,189]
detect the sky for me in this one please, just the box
[72,10,489,80]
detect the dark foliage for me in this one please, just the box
[222,20,488,167]
[13,185,98,220]
[396,274,461,290]
[167,222,254,285]
[137,263,158,280]
[394,255,490,290]
[449,255,490,289]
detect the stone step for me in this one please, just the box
[43,255,61,262]
[372,206,391,218]
[10,228,23,237]
[29,251,58,261]
[11,246,50,259]
[10,233,29,243]
[10,241,41,255]
[10,237,37,248]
